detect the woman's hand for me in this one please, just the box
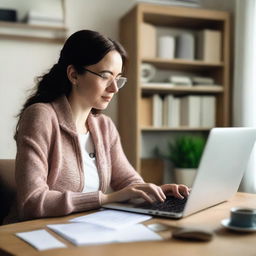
[161,184,191,199]
[101,183,166,205]
[101,183,191,205]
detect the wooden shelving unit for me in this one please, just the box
[118,3,231,175]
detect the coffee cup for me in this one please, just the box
[230,207,256,228]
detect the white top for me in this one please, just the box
[78,132,100,193]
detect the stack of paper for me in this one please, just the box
[48,210,162,246]
[47,223,161,246]
[16,229,66,251]
[69,209,152,229]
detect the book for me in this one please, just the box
[192,76,215,85]
[200,96,216,127]
[152,94,163,127]
[140,23,156,58]
[24,10,64,27]
[140,97,153,126]
[169,76,192,86]
[163,95,180,127]
[180,96,200,127]
[197,30,222,63]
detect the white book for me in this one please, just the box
[27,18,64,27]
[180,96,200,127]
[200,96,216,127]
[27,10,64,21]
[172,97,180,127]
[163,95,180,127]
[152,94,163,127]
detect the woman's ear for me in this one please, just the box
[67,65,78,86]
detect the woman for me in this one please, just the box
[7,30,189,223]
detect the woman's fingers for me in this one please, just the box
[161,184,190,199]
[132,188,155,203]
[179,185,190,197]
[146,183,166,202]
[170,184,184,199]
[132,183,166,202]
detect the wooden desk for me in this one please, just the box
[0,192,256,256]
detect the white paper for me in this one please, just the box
[69,210,152,229]
[115,224,162,243]
[16,229,66,251]
[48,222,162,246]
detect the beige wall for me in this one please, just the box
[0,0,234,158]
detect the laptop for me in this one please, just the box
[103,128,256,219]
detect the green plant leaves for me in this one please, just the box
[168,136,206,168]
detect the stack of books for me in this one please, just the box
[140,94,216,128]
[25,10,64,27]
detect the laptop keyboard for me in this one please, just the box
[135,196,187,213]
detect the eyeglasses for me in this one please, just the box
[82,68,127,89]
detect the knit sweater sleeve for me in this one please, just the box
[105,117,144,191]
[16,105,101,221]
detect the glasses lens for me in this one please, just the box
[117,77,127,89]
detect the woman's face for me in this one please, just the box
[72,50,123,110]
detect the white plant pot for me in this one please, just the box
[175,168,197,188]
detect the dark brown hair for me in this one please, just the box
[14,30,127,139]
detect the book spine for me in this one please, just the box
[153,94,163,127]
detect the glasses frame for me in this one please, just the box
[82,68,127,89]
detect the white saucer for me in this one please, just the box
[221,219,256,232]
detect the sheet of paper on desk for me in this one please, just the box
[16,229,67,251]
[47,222,162,246]
[69,209,152,229]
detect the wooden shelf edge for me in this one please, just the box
[0,33,66,43]
[142,58,224,67]
[141,84,223,93]
[138,2,230,20]
[140,126,212,131]
[0,21,67,31]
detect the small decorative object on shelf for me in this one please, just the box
[0,8,17,22]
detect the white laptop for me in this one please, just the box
[103,128,256,219]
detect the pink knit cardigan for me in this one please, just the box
[9,95,143,222]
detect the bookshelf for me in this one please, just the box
[118,3,231,176]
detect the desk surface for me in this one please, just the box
[0,192,256,256]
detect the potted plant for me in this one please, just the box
[167,135,206,187]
